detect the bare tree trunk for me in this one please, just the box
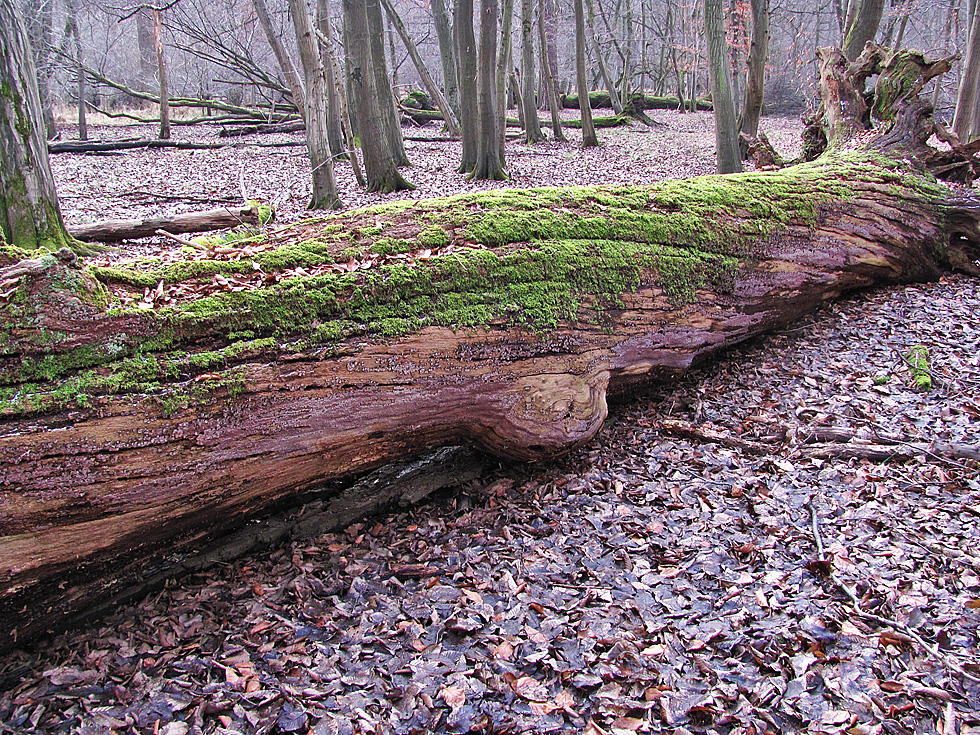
[366,0,409,166]
[954,0,980,141]
[316,0,346,157]
[739,0,769,139]
[343,0,413,191]
[541,0,560,109]
[575,0,599,146]
[456,0,479,172]
[843,0,885,60]
[153,10,171,140]
[253,0,307,124]
[136,8,157,90]
[705,0,742,172]
[667,5,686,112]
[586,0,624,114]
[23,0,56,139]
[288,0,341,209]
[472,0,507,179]
[431,0,459,116]
[0,0,74,251]
[316,0,365,181]
[497,0,516,157]
[538,0,567,141]
[520,0,545,142]
[379,0,460,136]
[65,0,87,141]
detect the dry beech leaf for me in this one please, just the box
[439,686,465,709]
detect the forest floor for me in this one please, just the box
[2,112,980,734]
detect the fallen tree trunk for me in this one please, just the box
[67,203,269,243]
[1,46,978,650]
[48,138,229,154]
[401,104,629,129]
[561,91,712,110]
[218,119,305,137]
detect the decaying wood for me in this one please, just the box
[67,204,265,242]
[657,419,980,464]
[218,120,306,137]
[1,45,979,651]
[49,138,228,154]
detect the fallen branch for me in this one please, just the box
[655,419,775,455]
[68,204,267,243]
[218,120,305,137]
[656,419,980,465]
[807,498,980,684]
[49,138,228,154]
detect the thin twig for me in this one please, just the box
[155,229,202,248]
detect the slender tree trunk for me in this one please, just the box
[288,0,341,209]
[739,0,769,139]
[64,0,87,142]
[954,0,980,141]
[932,0,957,110]
[472,0,507,179]
[575,0,599,146]
[388,15,398,90]
[153,10,170,140]
[316,0,346,157]
[431,0,459,116]
[366,0,409,166]
[843,0,885,60]
[538,0,567,141]
[24,0,56,139]
[342,0,413,191]
[705,0,742,172]
[136,8,156,91]
[379,0,460,136]
[317,0,365,182]
[497,0,516,157]
[455,0,479,172]
[520,0,545,142]
[621,3,633,102]
[254,0,307,124]
[586,0,624,114]
[0,0,74,251]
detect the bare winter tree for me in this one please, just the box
[705,0,742,172]
[430,0,459,115]
[471,0,506,179]
[0,0,75,250]
[342,0,413,191]
[253,0,307,123]
[520,0,544,143]
[843,0,885,60]
[455,0,479,171]
[740,0,769,140]
[574,0,598,146]
[953,0,980,141]
[288,0,341,208]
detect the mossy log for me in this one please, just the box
[1,47,979,650]
[401,104,628,130]
[561,91,712,111]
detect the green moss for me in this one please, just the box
[416,226,450,248]
[2,152,941,417]
[907,345,932,391]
